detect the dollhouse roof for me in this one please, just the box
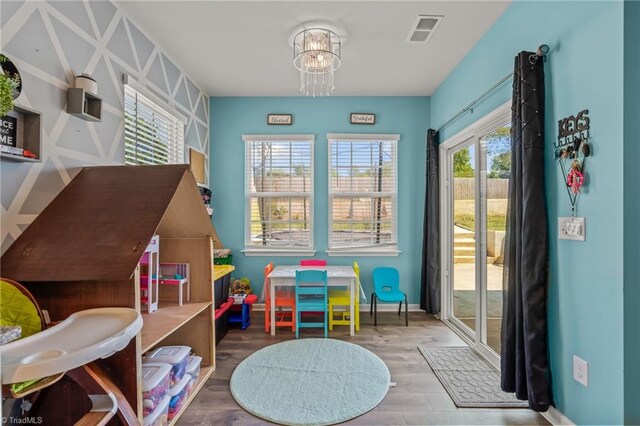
[1,164,221,282]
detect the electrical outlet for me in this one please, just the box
[559,217,586,241]
[573,355,589,387]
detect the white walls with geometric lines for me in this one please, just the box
[0,0,210,254]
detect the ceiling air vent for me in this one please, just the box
[407,15,443,44]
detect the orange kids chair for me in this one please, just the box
[263,262,296,332]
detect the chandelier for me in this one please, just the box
[293,28,341,97]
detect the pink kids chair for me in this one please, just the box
[300,259,327,266]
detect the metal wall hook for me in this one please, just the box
[529,44,550,64]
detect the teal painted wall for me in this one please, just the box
[430,2,624,424]
[210,97,430,304]
[624,1,640,423]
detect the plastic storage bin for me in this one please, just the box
[143,346,191,386]
[168,374,191,420]
[186,355,202,382]
[214,274,231,309]
[141,362,172,416]
[215,310,229,345]
[143,395,170,426]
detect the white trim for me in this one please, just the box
[242,134,315,142]
[123,74,188,124]
[542,406,575,426]
[244,136,315,251]
[327,133,400,141]
[242,249,317,257]
[327,137,399,251]
[327,248,400,257]
[439,100,511,150]
[440,101,512,364]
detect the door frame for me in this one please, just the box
[439,101,511,369]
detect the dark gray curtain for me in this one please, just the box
[420,129,440,314]
[500,51,551,412]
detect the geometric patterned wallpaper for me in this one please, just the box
[0,0,210,254]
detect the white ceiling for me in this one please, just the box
[119,1,510,97]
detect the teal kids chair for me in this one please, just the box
[295,270,328,338]
[371,267,408,326]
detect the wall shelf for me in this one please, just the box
[0,153,40,162]
[67,88,102,122]
[0,105,42,162]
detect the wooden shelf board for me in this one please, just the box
[141,301,212,352]
[1,153,40,162]
[213,265,234,281]
[68,111,101,122]
[168,365,215,426]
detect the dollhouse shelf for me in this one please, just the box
[0,164,224,424]
[141,301,211,352]
[169,365,214,425]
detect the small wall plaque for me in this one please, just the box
[267,114,292,125]
[351,113,375,125]
[0,115,17,147]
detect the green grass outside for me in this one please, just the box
[455,214,506,231]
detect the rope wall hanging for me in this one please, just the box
[554,109,592,216]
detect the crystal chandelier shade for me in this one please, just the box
[293,28,341,97]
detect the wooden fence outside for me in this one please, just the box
[453,178,509,200]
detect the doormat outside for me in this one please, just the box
[418,346,528,408]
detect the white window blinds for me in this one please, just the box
[328,134,399,250]
[244,135,314,250]
[124,84,185,166]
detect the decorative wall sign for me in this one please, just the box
[0,115,17,147]
[267,114,292,125]
[350,113,375,125]
[554,109,592,214]
[189,147,206,185]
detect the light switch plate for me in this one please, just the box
[558,217,586,241]
[573,355,589,387]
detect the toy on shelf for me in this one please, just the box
[228,278,257,330]
[140,235,160,313]
[159,263,190,306]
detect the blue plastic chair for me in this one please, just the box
[371,267,408,326]
[295,270,328,338]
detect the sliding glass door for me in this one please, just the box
[440,104,511,364]
[451,141,477,339]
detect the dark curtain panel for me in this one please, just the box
[420,129,440,314]
[500,51,551,412]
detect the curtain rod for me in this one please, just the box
[436,44,549,133]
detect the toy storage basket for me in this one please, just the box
[213,249,232,265]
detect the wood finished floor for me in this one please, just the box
[178,312,548,426]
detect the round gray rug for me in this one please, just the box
[230,338,390,425]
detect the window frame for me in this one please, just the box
[326,133,401,257]
[123,78,187,166]
[242,134,316,256]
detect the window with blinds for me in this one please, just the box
[328,134,399,251]
[244,135,314,250]
[124,84,185,166]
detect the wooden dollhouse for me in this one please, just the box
[0,164,223,425]
[140,235,160,313]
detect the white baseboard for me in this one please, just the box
[542,406,574,425]
[252,303,422,312]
